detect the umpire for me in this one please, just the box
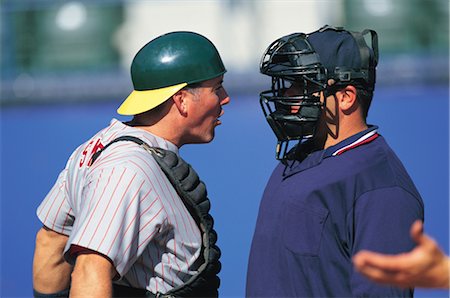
[32,31,229,297]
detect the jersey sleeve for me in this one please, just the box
[37,168,74,236]
[350,186,424,297]
[64,162,169,277]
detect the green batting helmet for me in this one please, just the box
[118,31,226,115]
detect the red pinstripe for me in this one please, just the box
[87,169,104,212]
[137,197,160,228]
[137,207,165,249]
[67,153,75,162]
[151,162,197,248]
[87,168,129,247]
[105,188,154,256]
[100,120,121,139]
[106,129,124,143]
[64,181,69,199]
[77,167,116,244]
[104,124,128,144]
[97,174,144,254]
[103,160,166,257]
[38,176,63,217]
[61,207,73,234]
[42,185,63,224]
[164,254,174,288]
[116,206,164,267]
[130,156,196,272]
[139,166,185,277]
[150,159,198,239]
[89,143,137,172]
[96,176,141,251]
[52,197,67,231]
[128,158,189,272]
[133,156,183,235]
[73,159,80,198]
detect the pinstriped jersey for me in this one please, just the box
[37,119,202,294]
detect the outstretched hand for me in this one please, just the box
[353,220,450,289]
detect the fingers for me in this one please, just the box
[410,220,440,253]
[353,251,413,288]
[353,250,374,268]
[353,250,410,271]
[355,264,412,288]
[410,220,424,244]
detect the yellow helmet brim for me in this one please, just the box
[117,82,187,115]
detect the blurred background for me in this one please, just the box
[1,0,449,297]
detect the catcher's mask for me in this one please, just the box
[260,25,378,160]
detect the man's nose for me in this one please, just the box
[220,88,230,105]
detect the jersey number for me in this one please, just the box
[79,139,104,167]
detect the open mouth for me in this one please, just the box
[216,110,224,124]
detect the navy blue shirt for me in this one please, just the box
[246,127,424,297]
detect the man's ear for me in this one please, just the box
[172,89,189,116]
[337,85,358,114]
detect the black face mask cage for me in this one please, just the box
[260,75,325,161]
[259,33,328,161]
[260,77,324,117]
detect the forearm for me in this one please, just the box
[33,227,72,293]
[70,272,112,297]
[69,253,115,298]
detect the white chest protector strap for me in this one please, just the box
[90,136,221,298]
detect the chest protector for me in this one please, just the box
[90,136,221,298]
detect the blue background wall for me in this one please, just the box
[1,85,449,297]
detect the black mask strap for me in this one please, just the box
[349,29,379,90]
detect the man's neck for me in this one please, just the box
[126,118,183,148]
[324,121,368,149]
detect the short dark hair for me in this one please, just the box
[355,86,373,119]
[182,81,203,94]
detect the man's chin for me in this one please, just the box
[189,133,215,145]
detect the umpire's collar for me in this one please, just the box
[283,125,379,178]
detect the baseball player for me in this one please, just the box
[32,31,229,297]
[246,25,424,297]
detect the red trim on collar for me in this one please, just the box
[333,133,379,156]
